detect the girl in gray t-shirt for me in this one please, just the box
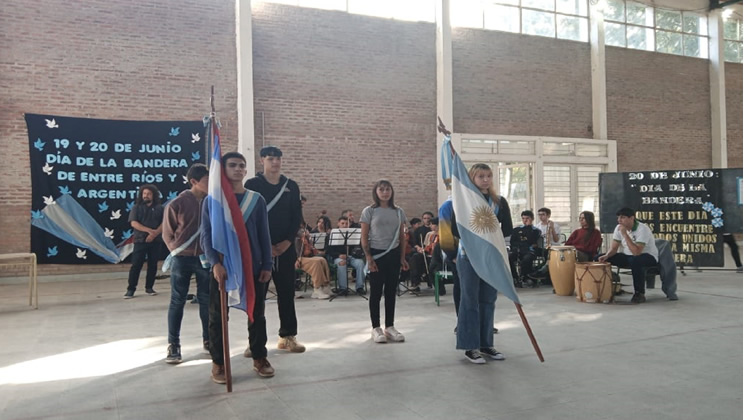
[360,179,408,344]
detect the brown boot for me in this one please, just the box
[253,358,275,378]
[211,363,226,384]
[277,336,306,353]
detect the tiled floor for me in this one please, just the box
[0,268,742,420]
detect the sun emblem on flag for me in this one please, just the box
[469,205,498,234]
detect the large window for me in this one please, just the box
[453,0,590,42]
[603,0,708,59]
[723,17,743,63]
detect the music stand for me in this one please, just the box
[327,228,368,301]
[309,232,327,251]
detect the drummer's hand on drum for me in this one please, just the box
[598,254,608,263]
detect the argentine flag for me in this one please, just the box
[441,136,520,305]
[205,124,256,320]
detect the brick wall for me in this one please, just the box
[251,4,437,226]
[725,62,743,169]
[606,47,712,171]
[0,0,238,276]
[452,28,593,138]
[1,2,742,277]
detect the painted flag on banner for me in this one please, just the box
[204,124,256,320]
[441,136,520,305]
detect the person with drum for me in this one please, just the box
[598,207,658,304]
[565,211,602,262]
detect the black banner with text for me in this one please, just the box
[599,168,743,267]
[26,113,206,264]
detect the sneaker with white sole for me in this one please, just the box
[311,288,330,299]
[465,349,486,364]
[480,347,506,360]
[371,327,387,343]
[384,326,405,342]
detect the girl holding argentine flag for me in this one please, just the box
[454,163,513,364]
[361,180,409,344]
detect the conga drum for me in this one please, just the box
[575,262,613,303]
[548,246,576,296]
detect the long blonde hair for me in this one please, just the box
[468,163,500,206]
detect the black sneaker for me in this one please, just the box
[480,347,506,360]
[465,349,486,364]
[356,288,366,296]
[166,344,182,364]
[336,289,349,296]
[630,293,646,304]
[123,290,134,299]
[145,288,157,296]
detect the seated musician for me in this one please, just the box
[407,217,439,293]
[296,223,332,299]
[509,210,542,287]
[564,211,602,262]
[326,216,367,296]
[598,207,658,304]
[535,207,562,249]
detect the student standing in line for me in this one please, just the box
[360,180,409,343]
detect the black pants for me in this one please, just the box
[267,247,298,338]
[509,249,536,279]
[208,274,268,365]
[723,234,742,267]
[368,249,401,328]
[604,253,657,294]
[127,242,161,291]
[408,252,429,286]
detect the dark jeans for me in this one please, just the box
[127,242,161,291]
[208,274,268,365]
[368,248,401,328]
[267,247,298,338]
[167,256,210,345]
[604,253,657,294]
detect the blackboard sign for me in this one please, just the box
[26,113,206,264]
[599,168,743,267]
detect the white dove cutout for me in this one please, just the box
[110,209,121,220]
[43,196,55,206]
[42,163,54,175]
[191,133,200,143]
[45,118,59,128]
[76,248,87,259]
[104,228,114,239]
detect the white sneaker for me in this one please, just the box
[371,327,387,343]
[384,326,405,342]
[311,288,330,299]
[322,284,333,295]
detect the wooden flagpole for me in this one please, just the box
[211,86,233,391]
[437,117,545,363]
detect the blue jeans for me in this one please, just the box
[456,252,497,350]
[167,256,210,345]
[334,256,366,290]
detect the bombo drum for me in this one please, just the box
[548,246,576,296]
[575,262,613,304]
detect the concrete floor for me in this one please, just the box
[0,268,742,420]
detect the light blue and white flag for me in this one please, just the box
[441,136,520,305]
